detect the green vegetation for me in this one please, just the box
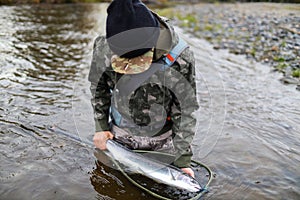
[155,7,199,31]
[250,48,256,57]
[274,63,300,78]
[204,24,214,31]
[273,56,286,62]
[292,69,300,78]
[280,40,287,48]
[275,63,288,72]
[177,13,198,29]
[155,7,176,19]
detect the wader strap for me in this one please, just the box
[111,37,188,127]
[111,124,174,151]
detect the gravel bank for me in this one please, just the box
[162,3,300,89]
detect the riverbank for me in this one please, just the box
[156,3,300,89]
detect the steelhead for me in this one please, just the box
[47,126,202,193]
[105,139,202,193]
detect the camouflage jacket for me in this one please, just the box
[88,13,199,168]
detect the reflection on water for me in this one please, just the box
[187,33,300,199]
[0,3,300,200]
[0,3,107,200]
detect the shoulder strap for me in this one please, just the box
[117,37,188,97]
[161,37,189,70]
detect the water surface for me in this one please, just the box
[0,3,299,200]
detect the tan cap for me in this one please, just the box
[111,48,154,74]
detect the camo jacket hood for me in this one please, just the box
[88,13,199,168]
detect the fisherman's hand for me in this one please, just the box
[181,168,195,178]
[93,131,114,150]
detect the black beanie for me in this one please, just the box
[106,0,160,58]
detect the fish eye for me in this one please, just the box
[190,179,199,186]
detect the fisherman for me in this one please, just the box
[89,0,199,178]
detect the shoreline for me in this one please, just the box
[156,3,300,89]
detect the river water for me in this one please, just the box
[0,3,299,200]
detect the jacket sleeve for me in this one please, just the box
[170,47,199,168]
[88,36,113,132]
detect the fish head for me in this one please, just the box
[177,173,202,193]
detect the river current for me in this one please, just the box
[0,3,299,200]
